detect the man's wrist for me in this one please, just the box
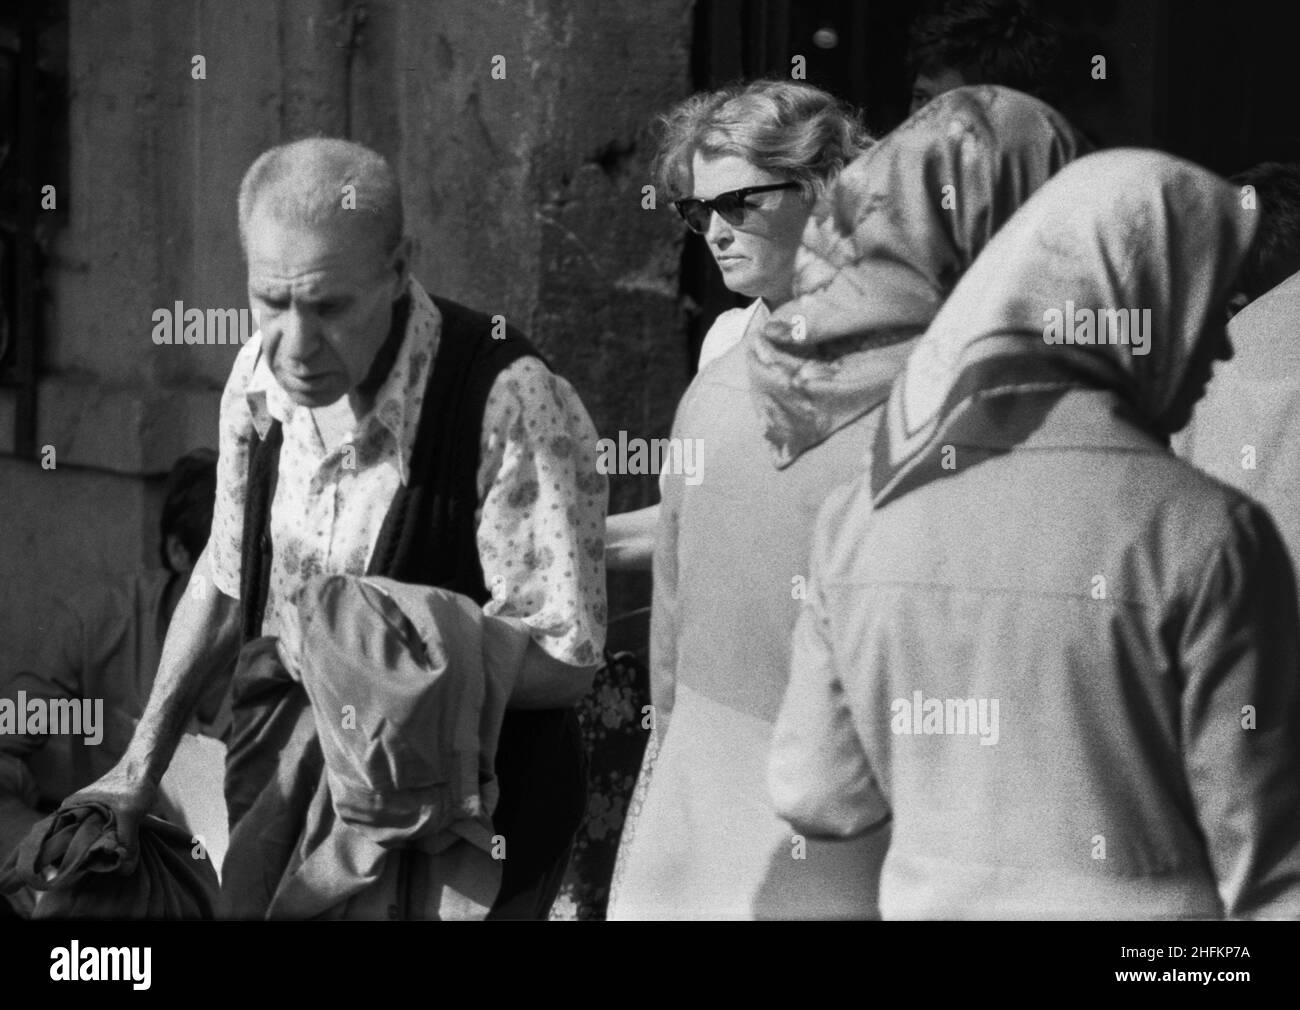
[119,738,168,791]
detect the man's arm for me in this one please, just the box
[475,357,608,708]
[67,547,240,835]
[68,326,257,842]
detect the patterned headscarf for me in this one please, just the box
[870,149,1258,508]
[750,85,1086,468]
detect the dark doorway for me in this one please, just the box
[680,0,1300,363]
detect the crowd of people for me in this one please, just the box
[3,0,1300,920]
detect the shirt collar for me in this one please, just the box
[243,277,442,485]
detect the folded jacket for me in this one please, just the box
[0,800,218,919]
[221,575,524,920]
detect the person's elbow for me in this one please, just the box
[768,753,890,840]
[769,784,862,840]
[509,643,597,709]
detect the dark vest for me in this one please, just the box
[235,294,586,917]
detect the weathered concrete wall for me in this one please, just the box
[0,458,163,673]
[0,0,693,668]
[521,0,695,639]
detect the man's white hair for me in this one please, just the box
[237,137,403,256]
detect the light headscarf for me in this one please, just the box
[750,85,1086,467]
[870,149,1258,508]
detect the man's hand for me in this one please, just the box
[58,545,240,858]
[60,757,160,860]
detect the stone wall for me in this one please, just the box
[0,0,694,670]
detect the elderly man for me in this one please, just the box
[67,138,607,919]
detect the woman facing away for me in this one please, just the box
[603,80,870,571]
[608,86,1086,920]
[771,149,1300,919]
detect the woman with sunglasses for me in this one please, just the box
[596,81,867,920]
[608,86,1085,920]
[605,80,867,571]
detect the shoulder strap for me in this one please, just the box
[239,421,282,643]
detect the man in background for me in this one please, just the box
[0,449,230,916]
[908,0,1061,113]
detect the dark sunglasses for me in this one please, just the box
[673,182,802,234]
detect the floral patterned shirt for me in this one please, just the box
[208,278,606,669]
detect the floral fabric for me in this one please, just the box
[208,277,606,668]
[549,649,652,920]
[750,85,1086,468]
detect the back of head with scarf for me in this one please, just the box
[751,85,1086,468]
[870,148,1259,508]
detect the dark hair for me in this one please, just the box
[1230,161,1300,303]
[159,449,218,571]
[908,0,1060,100]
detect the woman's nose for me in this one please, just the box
[705,210,732,247]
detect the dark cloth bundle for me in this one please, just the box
[0,801,218,918]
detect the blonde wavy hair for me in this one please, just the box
[652,79,872,201]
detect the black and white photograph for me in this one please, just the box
[0,0,1297,991]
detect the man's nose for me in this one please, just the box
[280,307,321,362]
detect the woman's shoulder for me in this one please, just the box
[698,300,761,371]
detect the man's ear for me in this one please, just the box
[165,533,194,574]
[388,236,411,297]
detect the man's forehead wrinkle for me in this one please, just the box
[247,254,365,299]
